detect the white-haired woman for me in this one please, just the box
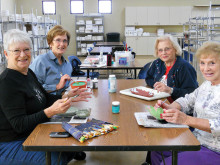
[150,41,220,165]
[0,29,91,164]
[145,35,198,101]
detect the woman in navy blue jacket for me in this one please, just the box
[145,35,198,101]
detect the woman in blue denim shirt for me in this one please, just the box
[30,25,72,95]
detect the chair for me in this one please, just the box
[68,56,99,79]
[138,62,153,79]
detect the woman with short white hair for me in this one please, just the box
[0,29,91,164]
[145,35,198,101]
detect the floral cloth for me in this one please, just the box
[176,80,220,152]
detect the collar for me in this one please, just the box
[48,50,66,64]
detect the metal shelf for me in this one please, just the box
[75,14,104,56]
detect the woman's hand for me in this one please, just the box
[154,82,172,94]
[155,100,169,109]
[56,74,71,90]
[64,88,92,102]
[161,109,188,125]
[44,97,72,118]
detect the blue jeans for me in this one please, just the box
[0,138,73,165]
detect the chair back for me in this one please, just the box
[138,62,153,79]
[68,56,85,76]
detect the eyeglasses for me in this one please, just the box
[53,39,68,44]
[158,47,172,53]
[8,48,31,56]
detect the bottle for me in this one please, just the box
[92,78,98,89]
[108,75,116,93]
[87,77,92,89]
[99,51,103,64]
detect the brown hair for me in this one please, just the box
[195,41,220,60]
[47,25,70,46]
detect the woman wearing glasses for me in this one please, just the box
[30,25,72,95]
[0,29,91,164]
[150,41,220,165]
[145,35,198,101]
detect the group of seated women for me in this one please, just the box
[0,25,219,164]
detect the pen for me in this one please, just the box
[157,99,167,108]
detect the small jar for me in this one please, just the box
[112,101,120,113]
[92,78,98,89]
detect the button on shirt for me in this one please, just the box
[30,50,72,95]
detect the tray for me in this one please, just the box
[119,86,170,101]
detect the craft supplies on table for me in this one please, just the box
[62,118,119,143]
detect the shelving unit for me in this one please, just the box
[182,2,220,71]
[75,14,104,56]
[0,7,60,64]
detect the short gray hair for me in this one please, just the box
[154,35,182,57]
[3,29,32,51]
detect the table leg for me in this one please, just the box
[46,152,51,165]
[134,69,137,79]
[172,151,178,165]
[87,69,89,78]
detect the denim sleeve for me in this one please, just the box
[30,59,57,92]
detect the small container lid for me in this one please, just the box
[109,75,115,78]
[112,101,120,106]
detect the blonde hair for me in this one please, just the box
[154,35,182,57]
[195,41,220,60]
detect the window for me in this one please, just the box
[42,0,56,15]
[70,0,84,14]
[98,0,112,14]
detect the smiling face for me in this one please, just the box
[200,54,220,85]
[157,40,177,66]
[5,42,31,75]
[50,34,68,57]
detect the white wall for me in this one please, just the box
[10,0,220,57]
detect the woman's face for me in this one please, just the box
[5,42,31,75]
[200,55,220,85]
[157,40,176,65]
[50,34,68,57]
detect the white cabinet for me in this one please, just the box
[136,7,148,25]
[158,7,170,25]
[136,37,148,55]
[146,37,157,55]
[125,7,137,25]
[182,7,193,23]
[126,36,157,55]
[126,6,194,26]
[191,7,208,18]
[126,37,137,52]
[170,6,192,25]
[125,7,148,25]
[147,7,169,25]
[147,7,159,25]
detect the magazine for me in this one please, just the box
[134,112,188,128]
